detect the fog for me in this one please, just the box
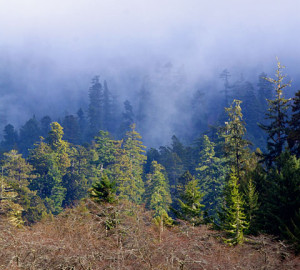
[0,0,300,146]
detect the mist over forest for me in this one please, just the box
[1,0,300,147]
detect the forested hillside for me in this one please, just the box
[0,60,299,269]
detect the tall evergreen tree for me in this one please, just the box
[223,100,250,182]
[102,80,113,132]
[145,161,172,224]
[257,72,273,107]
[62,115,80,145]
[94,130,118,169]
[1,124,18,152]
[62,145,90,207]
[40,116,52,138]
[220,69,231,107]
[18,116,41,156]
[122,124,146,204]
[158,145,185,196]
[2,149,47,224]
[259,59,291,169]
[119,100,134,138]
[288,90,300,157]
[109,140,134,202]
[29,123,70,214]
[88,76,103,138]
[77,108,88,143]
[196,135,227,218]
[136,82,152,135]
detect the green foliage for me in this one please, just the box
[0,175,24,227]
[29,123,71,215]
[94,130,118,168]
[145,161,172,224]
[62,115,80,145]
[286,209,300,253]
[158,145,185,193]
[222,99,251,182]
[220,170,248,245]
[3,149,35,187]
[44,186,66,215]
[196,135,227,218]
[90,174,116,204]
[19,117,41,156]
[258,151,300,237]
[119,100,134,137]
[243,178,259,234]
[175,176,204,225]
[288,90,300,157]
[62,146,90,207]
[10,183,47,224]
[120,124,146,203]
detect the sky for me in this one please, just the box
[1,0,300,74]
[0,0,300,143]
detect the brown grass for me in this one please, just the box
[0,200,299,270]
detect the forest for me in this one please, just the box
[0,59,299,269]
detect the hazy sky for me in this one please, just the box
[1,0,300,75]
[0,0,300,141]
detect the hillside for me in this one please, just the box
[0,200,299,270]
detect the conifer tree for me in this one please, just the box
[259,59,291,169]
[62,145,90,207]
[94,130,118,168]
[223,99,250,182]
[77,108,87,143]
[220,69,231,107]
[102,80,113,132]
[257,72,273,106]
[1,124,18,152]
[288,90,300,157]
[243,178,259,234]
[110,143,134,202]
[29,123,70,214]
[40,116,52,138]
[62,115,80,145]
[196,135,227,218]
[175,176,204,226]
[88,76,103,138]
[0,175,23,227]
[3,150,34,187]
[90,174,116,204]
[158,145,184,195]
[122,124,146,203]
[136,83,152,136]
[220,170,248,245]
[2,149,47,223]
[145,161,172,225]
[119,100,134,137]
[19,116,41,156]
[259,151,300,237]
[175,171,193,197]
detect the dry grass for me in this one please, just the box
[0,200,299,270]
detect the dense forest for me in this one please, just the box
[0,60,300,269]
